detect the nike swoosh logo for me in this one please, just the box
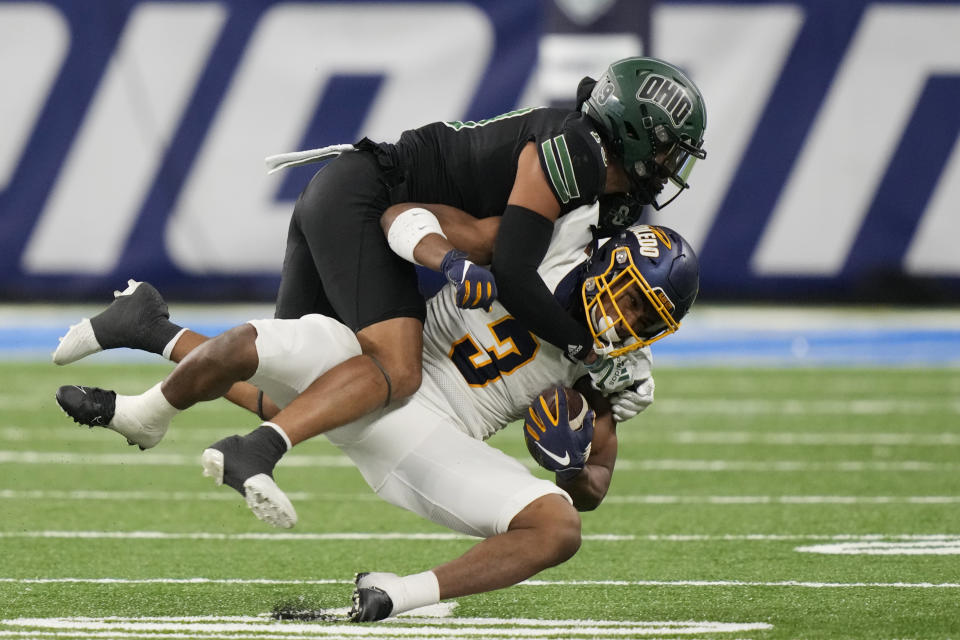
[535,442,570,466]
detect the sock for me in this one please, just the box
[242,424,289,469]
[390,571,441,615]
[113,382,179,429]
[262,422,292,452]
[161,328,188,360]
[213,425,289,494]
[137,316,183,356]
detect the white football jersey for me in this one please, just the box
[418,206,598,440]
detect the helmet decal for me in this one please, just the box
[593,77,616,105]
[636,74,694,127]
[632,225,672,257]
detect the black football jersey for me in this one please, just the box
[381,107,608,219]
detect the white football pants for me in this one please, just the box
[246,315,569,538]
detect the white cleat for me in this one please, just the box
[52,280,141,365]
[52,279,174,365]
[201,448,297,529]
[243,474,298,530]
[52,318,101,366]
[200,447,226,485]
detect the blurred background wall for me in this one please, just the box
[1,0,958,304]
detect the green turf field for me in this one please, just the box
[2,362,959,639]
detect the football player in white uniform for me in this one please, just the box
[55,208,699,622]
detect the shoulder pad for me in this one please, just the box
[536,114,607,215]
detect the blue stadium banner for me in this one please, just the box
[1,0,958,303]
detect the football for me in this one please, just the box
[524,385,591,470]
[553,386,588,431]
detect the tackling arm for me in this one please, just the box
[556,378,617,511]
[491,143,596,362]
[381,202,499,310]
[380,203,500,268]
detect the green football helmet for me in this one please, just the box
[582,57,707,210]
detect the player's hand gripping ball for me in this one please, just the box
[523,385,595,480]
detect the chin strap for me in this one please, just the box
[264,144,356,174]
[588,225,603,251]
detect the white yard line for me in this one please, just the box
[636,430,960,446]
[2,489,958,504]
[2,531,958,543]
[0,451,354,467]
[10,427,960,447]
[3,450,959,472]
[0,578,348,585]
[612,459,960,472]
[0,489,379,502]
[521,579,960,588]
[797,540,960,555]
[0,531,474,541]
[0,576,956,589]
[652,399,960,415]
[0,614,773,639]
[605,495,960,504]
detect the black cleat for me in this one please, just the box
[349,573,395,623]
[201,428,296,529]
[56,385,116,427]
[53,280,182,365]
[55,385,167,450]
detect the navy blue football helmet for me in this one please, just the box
[581,224,699,356]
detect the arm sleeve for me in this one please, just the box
[491,205,594,360]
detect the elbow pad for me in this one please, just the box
[492,205,593,360]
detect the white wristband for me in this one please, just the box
[386,207,446,266]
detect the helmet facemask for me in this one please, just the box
[627,123,706,210]
[581,245,681,357]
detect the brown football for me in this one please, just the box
[524,385,592,471]
[538,385,588,431]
